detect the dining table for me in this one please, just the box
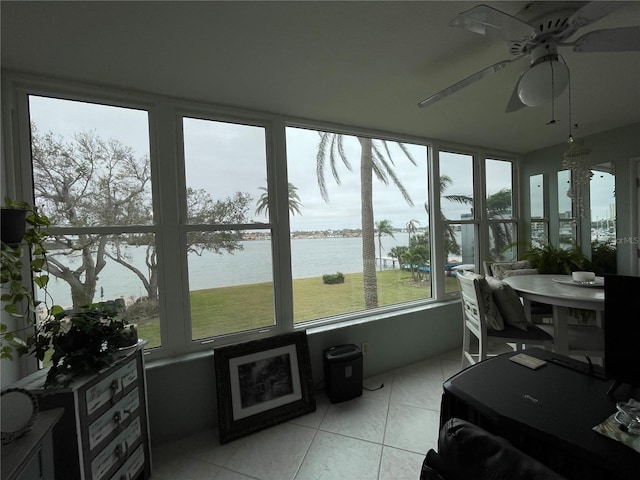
[501,274,604,356]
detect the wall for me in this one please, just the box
[145,301,461,445]
[521,123,640,275]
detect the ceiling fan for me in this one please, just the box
[418,2,640,112]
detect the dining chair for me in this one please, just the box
[458,272,553,368]
[483,260,553,324]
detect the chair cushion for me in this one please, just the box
[477,277,505,331]
[490,260,531,279]
[502,268,538,278]
[485,277,528,331]
[488,322,553,341]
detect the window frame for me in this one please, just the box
[3,72,522,366]
[484,156,519,263]
[284,121,437,319]
[175,110,286,344]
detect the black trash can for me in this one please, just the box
[323,344,363,403]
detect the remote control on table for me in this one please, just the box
[509,353,547,370]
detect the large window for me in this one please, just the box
[590,164,616,245]
[286,127,431,323]
[6,76,522,361]
[181,117,275,340]
[558,169,577,248]
[485,158,515,262]
[28,96,161,348]
[529,174,548,247]
[439,151,476,293]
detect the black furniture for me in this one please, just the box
[421,418,566,480]
[603,274,640,391]
[440,348,639,480]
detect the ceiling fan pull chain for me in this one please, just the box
[547,59,557,125]
[562,54,578,137]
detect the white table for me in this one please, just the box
[501,274,604,356]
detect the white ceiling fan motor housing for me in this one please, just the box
[517,42,569,107]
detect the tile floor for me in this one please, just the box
[150,349,463,480]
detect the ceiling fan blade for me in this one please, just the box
[450,4,536,43]
[505,71,527,114]
[572,26,640,52]
[567,1,624,31]
[418,59,518,108]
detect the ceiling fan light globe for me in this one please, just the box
[517,59,569,107]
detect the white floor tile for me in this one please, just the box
[225,422,316,480]
[213,468,261,480]
[289,391,331,429]
[319,396,388,443]
[151,454,221,480]
[295,431,382,480]
[383,403,440,454]
[389,373,443,410]
[363,372,393,403]
[172,428,242,467]
[440,359,463,381]
[378,446,426,480]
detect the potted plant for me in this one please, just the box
[515,241,598,325]
[590,240,617,276]
[1,199,57,359]
[518,242,587,274]
[30,302,140,387]
[1,204,27,246]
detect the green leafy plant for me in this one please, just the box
[518,242,587,275]
[31,302,137,387]
[590,240,617,275]
[1,199,59,359]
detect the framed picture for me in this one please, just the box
[214,331,316,443]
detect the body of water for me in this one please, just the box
[41,233,418,307]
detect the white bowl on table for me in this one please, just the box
[572,271,596,283]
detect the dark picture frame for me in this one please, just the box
[214,331,316,443]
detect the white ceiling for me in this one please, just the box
[2,1,639,154]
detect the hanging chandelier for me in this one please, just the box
[558,60,593,218]
[562,136,592,217]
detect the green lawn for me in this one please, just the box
[136,269,459,349]
[41,270,458,364]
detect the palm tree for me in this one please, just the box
[406,218,420,247]
[438,177,514,260]
[316,133,416,309]
[438,175,472,256]
[388,246,408,268]
[255,182,303,217]
[486,188,514,258]
[375,219,395,270]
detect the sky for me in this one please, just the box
[28,95,615,232]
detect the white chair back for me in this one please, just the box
[457,272,552,368]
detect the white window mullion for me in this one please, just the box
[429,147,446,300]
[271,117,294,333]
[150,100,187,358]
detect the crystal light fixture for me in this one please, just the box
[562,136,592,217]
